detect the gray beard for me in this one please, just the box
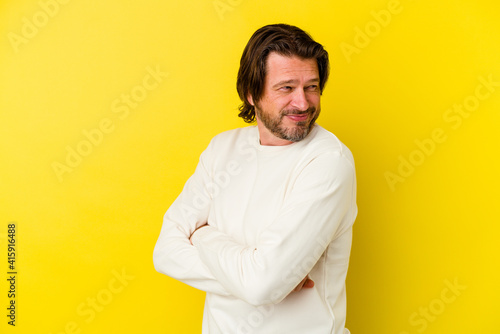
[255,105,319,142]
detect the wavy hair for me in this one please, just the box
[236,24,330,123]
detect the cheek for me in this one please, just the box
[308,93,321,106]
[315,99,321,111]
[267,96,291,111]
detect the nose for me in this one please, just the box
[290,88,309,111]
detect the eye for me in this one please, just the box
[306,85,319,91]
[280,86,293,91]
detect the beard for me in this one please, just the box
[255,104,320,142]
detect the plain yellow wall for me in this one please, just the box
[1,0,499,333]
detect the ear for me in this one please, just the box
[247,93,254,106]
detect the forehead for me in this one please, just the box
[265,52,319,83]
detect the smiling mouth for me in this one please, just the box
[285,113,309,122]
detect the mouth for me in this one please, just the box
[285,113,309,122]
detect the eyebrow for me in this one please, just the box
[272,78,320,89]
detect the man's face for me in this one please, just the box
[250,52,321,146]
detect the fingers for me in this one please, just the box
[293,276,315,292]
[304,277,315,288]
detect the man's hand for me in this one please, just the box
[293,275,314,292]
[190,223,209,245]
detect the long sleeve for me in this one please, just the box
[190,151,356,306]
[153,146,231,296]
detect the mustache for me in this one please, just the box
[280,107,317,116]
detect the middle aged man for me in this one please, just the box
[154,24,357,334]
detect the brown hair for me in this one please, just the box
[236,24,330,123]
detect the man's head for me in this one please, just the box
[237,24,330,145]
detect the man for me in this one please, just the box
[153,24,357,334]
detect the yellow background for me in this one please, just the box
[1,0,499,333]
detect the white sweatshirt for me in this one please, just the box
[153,124,357,334]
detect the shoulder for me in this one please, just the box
[303,124,355,170]
[209,126,255,145]
[201,126,256,162]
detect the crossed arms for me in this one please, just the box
[189,223,315,292]
[153,147,356,306]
